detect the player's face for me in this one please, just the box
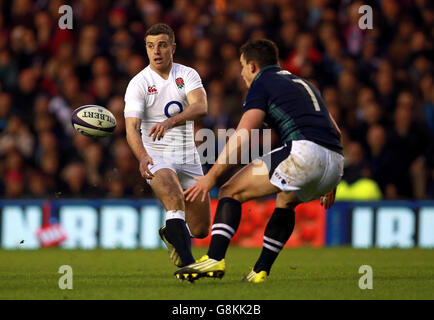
[240,54,254,88]
[146,34,175,72]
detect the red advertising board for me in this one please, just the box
[193,199,326,248]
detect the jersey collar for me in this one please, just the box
[149,63,173,81]
[252,64,281,84]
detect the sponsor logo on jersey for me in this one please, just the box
[273,171,289,185]
[148,85,157,95]
[175,77,185,89]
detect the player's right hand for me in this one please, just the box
[148,118,174,141]
[139,155,154,180]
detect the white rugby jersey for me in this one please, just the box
[124,63,203,160]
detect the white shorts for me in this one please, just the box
[146,151,204,190]
[265,140,344,202]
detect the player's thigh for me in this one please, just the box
[219,160,281,203]
[185,193,211,238]
[149,168,185,211]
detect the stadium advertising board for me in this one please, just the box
[0,200,433,249]
[326,201,434,248]
[0,199,164,250]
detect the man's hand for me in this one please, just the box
[184,174,217,202]
[148,118,174,141]
[139,155,154,180]
[320,187,336,210]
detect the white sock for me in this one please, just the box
[165,210,185,221]
[165,210,194,238]
[185,223,194,238]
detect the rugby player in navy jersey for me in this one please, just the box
[175,39,344,283]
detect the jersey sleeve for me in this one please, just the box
[184,68,203,95]
[124,77,146,119]
[243,79,269,112]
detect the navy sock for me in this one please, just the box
[207,197,242,261]
[254,207,295,274]
[165,218,195,266]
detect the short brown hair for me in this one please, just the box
[240,39,279,68]
[145,23,175,44]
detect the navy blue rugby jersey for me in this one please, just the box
[243,65,342,154]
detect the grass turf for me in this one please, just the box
[0,247,433,300]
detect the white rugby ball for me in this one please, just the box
[71,105,117,138]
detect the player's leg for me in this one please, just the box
[178,163,211,239]
[206,159,280,261]
[150,168,195,267]
[185,194,211,239]
[150,168,185,210]
[247,142,344,282]
[217,159,281,202]
[244,191,301,283]
[174,160,281,280]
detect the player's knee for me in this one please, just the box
[219,186,245,203]
[218,182,248,202]
[276,198,299,210]
[192,229,209,239]
[276,192,301,210]
[276,198,298,210]
[231,193,245,203]
[280,201,300,211]
[218,183,235,199]
[189,224,209,239]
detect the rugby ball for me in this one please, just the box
[71,105,117,138]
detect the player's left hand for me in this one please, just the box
[184,175,216,202]
[148,119,174,141]
[320,187,336,210]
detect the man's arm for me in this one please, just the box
[125,117,154,179]
[329,111,341,138]
[184,108,266,201]
[148,87,208,141]
[207,109,266,181]
[172,87,208,126]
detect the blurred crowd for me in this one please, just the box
[0,0,433,199]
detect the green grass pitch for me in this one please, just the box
[0,247,433,300]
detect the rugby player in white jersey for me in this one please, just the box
[124,23,210,269]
